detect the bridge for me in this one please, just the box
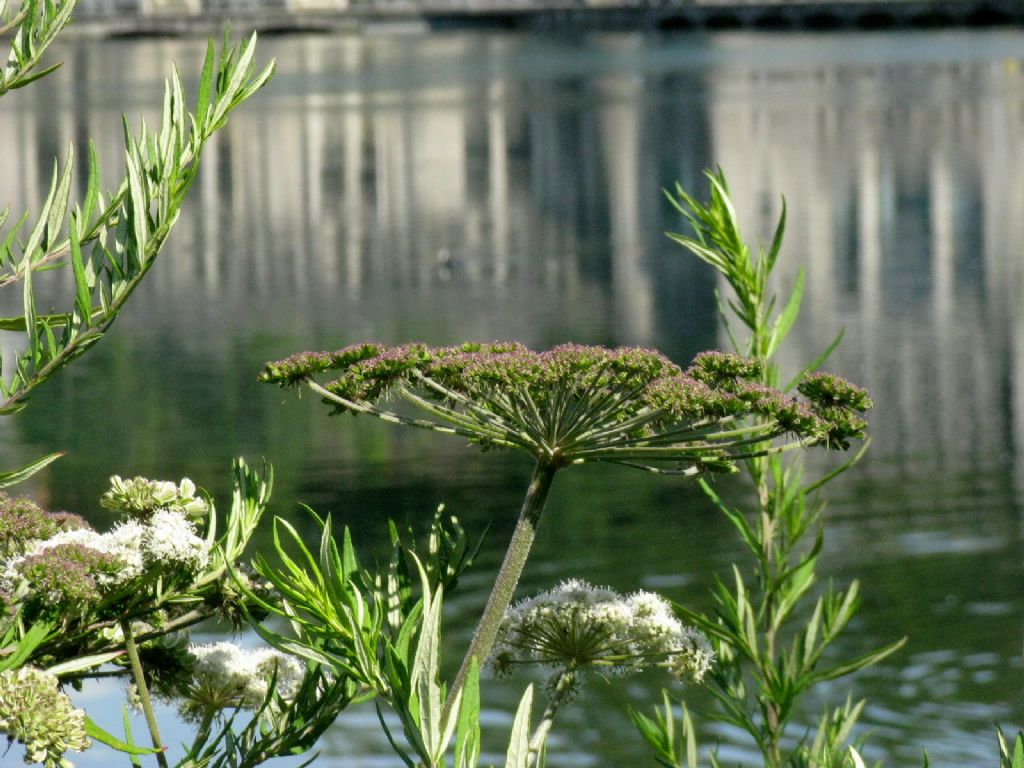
[64,0,1024,36]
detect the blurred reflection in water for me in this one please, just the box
[2,29,1024,767]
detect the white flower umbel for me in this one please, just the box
[494,579,713,683]
[184,641,305,714]
[0,508,209,601]
[0,523,143,595]
[142,510,210,572]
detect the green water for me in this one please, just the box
[3,27,1024,766]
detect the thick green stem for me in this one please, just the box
[121,619,169,768]
[441,460,558,731]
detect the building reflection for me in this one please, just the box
[2,34,1024,469]
[704,53,1024,472]
[6,34,1024,768]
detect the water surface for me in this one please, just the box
[3,28,1024,767]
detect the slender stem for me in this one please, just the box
[441,460,559,732]
[193,709,217,755]
[528,667,577,767]
[121,619,169,768]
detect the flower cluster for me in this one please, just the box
[0,493,88,558]
[261,341,871,471]
[0,666,90,768]
[0,477,211,616]
[15,544,122,607]
[101,476,209,520]
[492,579,713,684]
[171,641,306,721]
[262,342,679,407]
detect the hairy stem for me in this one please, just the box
[441,460,558,731]
[121,619,169,768]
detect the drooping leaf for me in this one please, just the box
[84,715,162,756]
[0,451,62,488]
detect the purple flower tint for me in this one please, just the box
[798,372,874,413]
[643,375,719,420]
[774,400,825,439]
[260,343,383,386]
[0,495,93,556]
[687,351,764,386]
[17,543,121,607]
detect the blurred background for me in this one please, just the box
[2,27,1024,766]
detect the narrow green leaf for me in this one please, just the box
[7,61,62,90]
[765,197,787,271]
[84,716,162,756]
[124,144,148,268]
[804,439,870,495]
[22,159,59,263]
[784,328,845,392]
[46,145,73,246]
[237,57,276,103]
[48,651,123,676]
[1,211,29,269]
[0,451,62,488]
[702,479,761,561]
[767,266,805,358]
[504,684,534,768]
[809,637,907,684]
[82,141,101,225]
[376,702,417,768]
[0,313,71,331]
[0,621,52,671]
[455,657,481,768]
[342,525,359,581]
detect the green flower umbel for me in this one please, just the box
[0,666,90,767]
[261,341,870,727]
[262,342,864,472]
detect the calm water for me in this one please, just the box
[3,28,1024,767]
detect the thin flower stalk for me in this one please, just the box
[122,619,169,768]
[528,667,576,768]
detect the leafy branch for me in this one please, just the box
[634,171,904,768]
[0,0,75,96]
[0,32,274,420]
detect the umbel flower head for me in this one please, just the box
[492,579,713,684]
[101,476,209,520]
[0,476,211,616]
[0,493,88,559]
[261,342,870,473]
[170,641,306,722]
[0,665,90,767]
